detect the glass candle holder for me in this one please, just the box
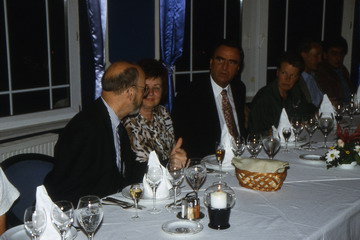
[203,182,236,230]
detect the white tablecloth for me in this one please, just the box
[3,125,360,240]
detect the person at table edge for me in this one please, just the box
[44,61,186,206]
[172,39,247,159]
[248,52,317,135]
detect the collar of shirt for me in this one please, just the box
[210,75,239,132]
[101,97,121,129]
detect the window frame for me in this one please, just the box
[0,0,81,141]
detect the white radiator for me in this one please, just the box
[0,133,58,162]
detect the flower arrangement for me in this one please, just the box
[324,126,360,169]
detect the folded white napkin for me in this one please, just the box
[220,125,235,168]
[35,185,60,240]
[319,94,336,117]
[273,108,295,143]
[143,151,172,199]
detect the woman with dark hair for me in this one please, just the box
[124,59,187,167]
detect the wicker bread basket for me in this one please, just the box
[235,168,287,192]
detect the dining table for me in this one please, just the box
[2,117,360,240]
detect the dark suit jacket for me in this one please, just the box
[171,76,246,159]
[316,62,354,103]
[44,98,143,205]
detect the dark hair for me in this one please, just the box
[322,36,348,55]
[211,39,244,70]
[138,59,168,100]
[102,66,139,93]
[277,52,304,72]
[297,38,322,54]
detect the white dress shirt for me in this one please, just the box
[101,97,122,172]
[210,76,240,135]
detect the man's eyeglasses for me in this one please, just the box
[133,85,149,96]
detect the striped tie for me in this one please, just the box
[221,89,239,138]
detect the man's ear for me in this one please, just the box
[126,86,135,101]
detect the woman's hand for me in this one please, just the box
[169,138,188,168]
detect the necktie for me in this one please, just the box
[117,123,126,176]
[221,89,239,138]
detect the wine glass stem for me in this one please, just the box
[88,233,95,240]
[61,231,67,240]
[152,187,157,211]
[134,200,139,217]
[309,134,313,148]
[219,163,223,180]
[295,134,298,148]
[324,134,328,148]
[173,186,177,206]
[285,142,288,151]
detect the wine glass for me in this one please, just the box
[334,103,344,124]
[51,200,74,240]
[282,127,292,152]
[262,135,280,159]
[24,206,47,240]
[165,162,185,213]
[146,165,163,214]
[215,142,225,180]
[319,113,334,148]
[246,133,262,158]
[77,195,104,240]
[184,162,207,199]
[291,117,304,149]
[129,184,144,219]
[345,102,357,127]
[303,116,318,151]
[231,136,246,157]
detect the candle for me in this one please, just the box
[210,189,227,209]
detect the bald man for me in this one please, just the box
[44,61,147,205]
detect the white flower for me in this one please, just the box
[354,145,360,156]
[325,149,340,163]
[337,139,345,148]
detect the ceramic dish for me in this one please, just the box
[161,220,203,235]
[0,225,77,240]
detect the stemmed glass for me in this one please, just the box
[51,200,74,240]
[24,206,47,240]
[319,113,334,148]
[77,195,104,240]
[184,161,207,199]
[334,103,344,124]
[262,135,280,159]
[166,162,185,213]
[246,133,262,158]
[215,142,225,180]
[129,184,144,219]
[282,127,292,152]
[291,117,304,149]
[146,165,163,214]
[303,116,318,151]
[345,102,357,127]
[231,136,246,157]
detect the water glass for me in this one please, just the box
[319,113,334,148]
[51,201,74,240]
[146,165,163,214]
[166,162,184,213]
[303,116,318,151]
[291,117,304,149]
[77,195,104,240]
[24,206,46,240]
[262,136,280,159]
[246,134,262,158]
[231,136,246,157]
